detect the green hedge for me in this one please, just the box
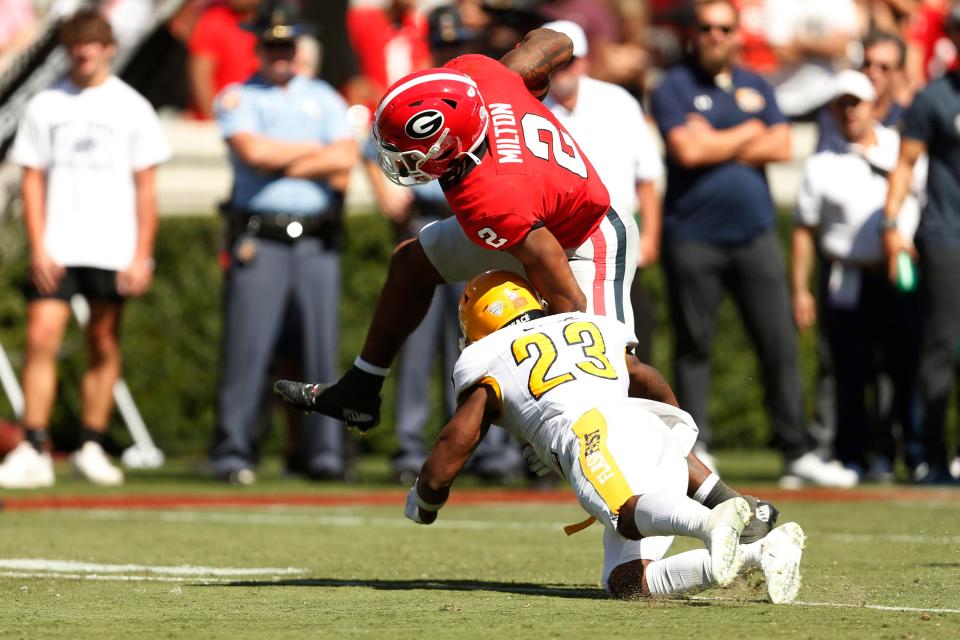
[0,212,830,456]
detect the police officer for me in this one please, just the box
[210,4,358,483]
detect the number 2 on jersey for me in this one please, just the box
[511,321,618,400]
[521,114,588,178]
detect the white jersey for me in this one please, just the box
[10,76,171,271]
[453,312,636,476]
[455,312,703,586]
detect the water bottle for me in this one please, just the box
[894,251,916,292]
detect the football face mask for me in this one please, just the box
[374,126,456,186]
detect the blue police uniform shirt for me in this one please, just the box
[651,61,787,244]
[216,73,352,216]
[815,101,904,154]
[901,73,960,248]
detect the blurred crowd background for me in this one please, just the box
[2,0,956,120]
[0,0,958,489]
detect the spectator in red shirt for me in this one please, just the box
[188,0,261,119]
[346,0,431,112]
[907,0,956,90]
[734,0,778,75]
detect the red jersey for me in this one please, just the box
[735,0,779,75]
[440,55,610,251]
[909,4,957,80]
[347,7,432,96]
[188,2,258,116]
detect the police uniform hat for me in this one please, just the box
[247,2,311,43]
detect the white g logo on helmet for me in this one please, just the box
[404,110,445,139]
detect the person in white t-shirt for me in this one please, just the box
[0,8,171,489]
[543,20,665,366]
[791,70,925,480]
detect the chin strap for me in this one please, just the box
[461,149,483,166]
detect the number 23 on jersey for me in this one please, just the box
[511,320,619,400]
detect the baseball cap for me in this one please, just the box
[542,20,588,58]
[831,70,876,102]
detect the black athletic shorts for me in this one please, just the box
[25,267,123,302]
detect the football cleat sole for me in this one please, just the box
[761,522,806,604]
[707,497,751,587]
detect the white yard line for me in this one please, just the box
[75,508,570,532]
[691,595,960,615]
[819,532,960,544]
[0,558,305,577]
[66,509,960,544]
[0,571,255,584]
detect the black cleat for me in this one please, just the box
[740,496,780,544]
[273,379,324,411]
[274,371,382,432]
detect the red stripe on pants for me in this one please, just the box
[589,224,607,315]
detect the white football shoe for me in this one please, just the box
[706,497,751,587]
[760,522,806,604]
[0,442,55,489]
[71,441,124,486]
[780,452,858,489]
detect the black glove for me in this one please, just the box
[740,495,780,544]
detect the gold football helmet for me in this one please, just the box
[459,270,545,345]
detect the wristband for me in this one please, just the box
[879,216,898,232]
[414,480,446,512]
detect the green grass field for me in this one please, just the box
[1,453,959,639]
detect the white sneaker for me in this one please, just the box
[760,522,805,604]
[70,441,124,486]
[706,497,751,587]
[0,442,55,488]
[780,452,858,489]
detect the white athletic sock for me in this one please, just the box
[692,472,720,503]
[739,540,762,569]
[644,549,714,596]
[633,490,712,541]
[354,357,389,377]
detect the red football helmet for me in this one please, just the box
[373,68,489,186]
